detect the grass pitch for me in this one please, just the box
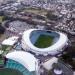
[34,35,53,48]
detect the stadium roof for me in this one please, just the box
[22,29,68,54]
[6,51,38,72]
[2,36,19,46]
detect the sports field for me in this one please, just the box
[34,35,53,48]
[0,68,23,75]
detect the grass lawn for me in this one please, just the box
[2,45,11,51]
[34,35,53,48]
[0,45,11,55]
[0,68,23,75]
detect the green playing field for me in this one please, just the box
[34,35,53,48]
[0,68,23,75]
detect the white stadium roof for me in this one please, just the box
[2,36,19,46]
[22,29,68,55]
[6,51,38,72]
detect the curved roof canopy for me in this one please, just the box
[2,36,19,46]
[22,29,68,53]
[6,51,38,72]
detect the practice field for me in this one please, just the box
[34,35,53,48]
[0,68,23,75]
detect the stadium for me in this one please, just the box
[0,51,38,75]
[0,29,68,75]
[22,29,68,56]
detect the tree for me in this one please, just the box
[0,25,5,34]
[46,11,59,21]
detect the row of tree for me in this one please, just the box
[46,11,59,21]
[0,25,5,34]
